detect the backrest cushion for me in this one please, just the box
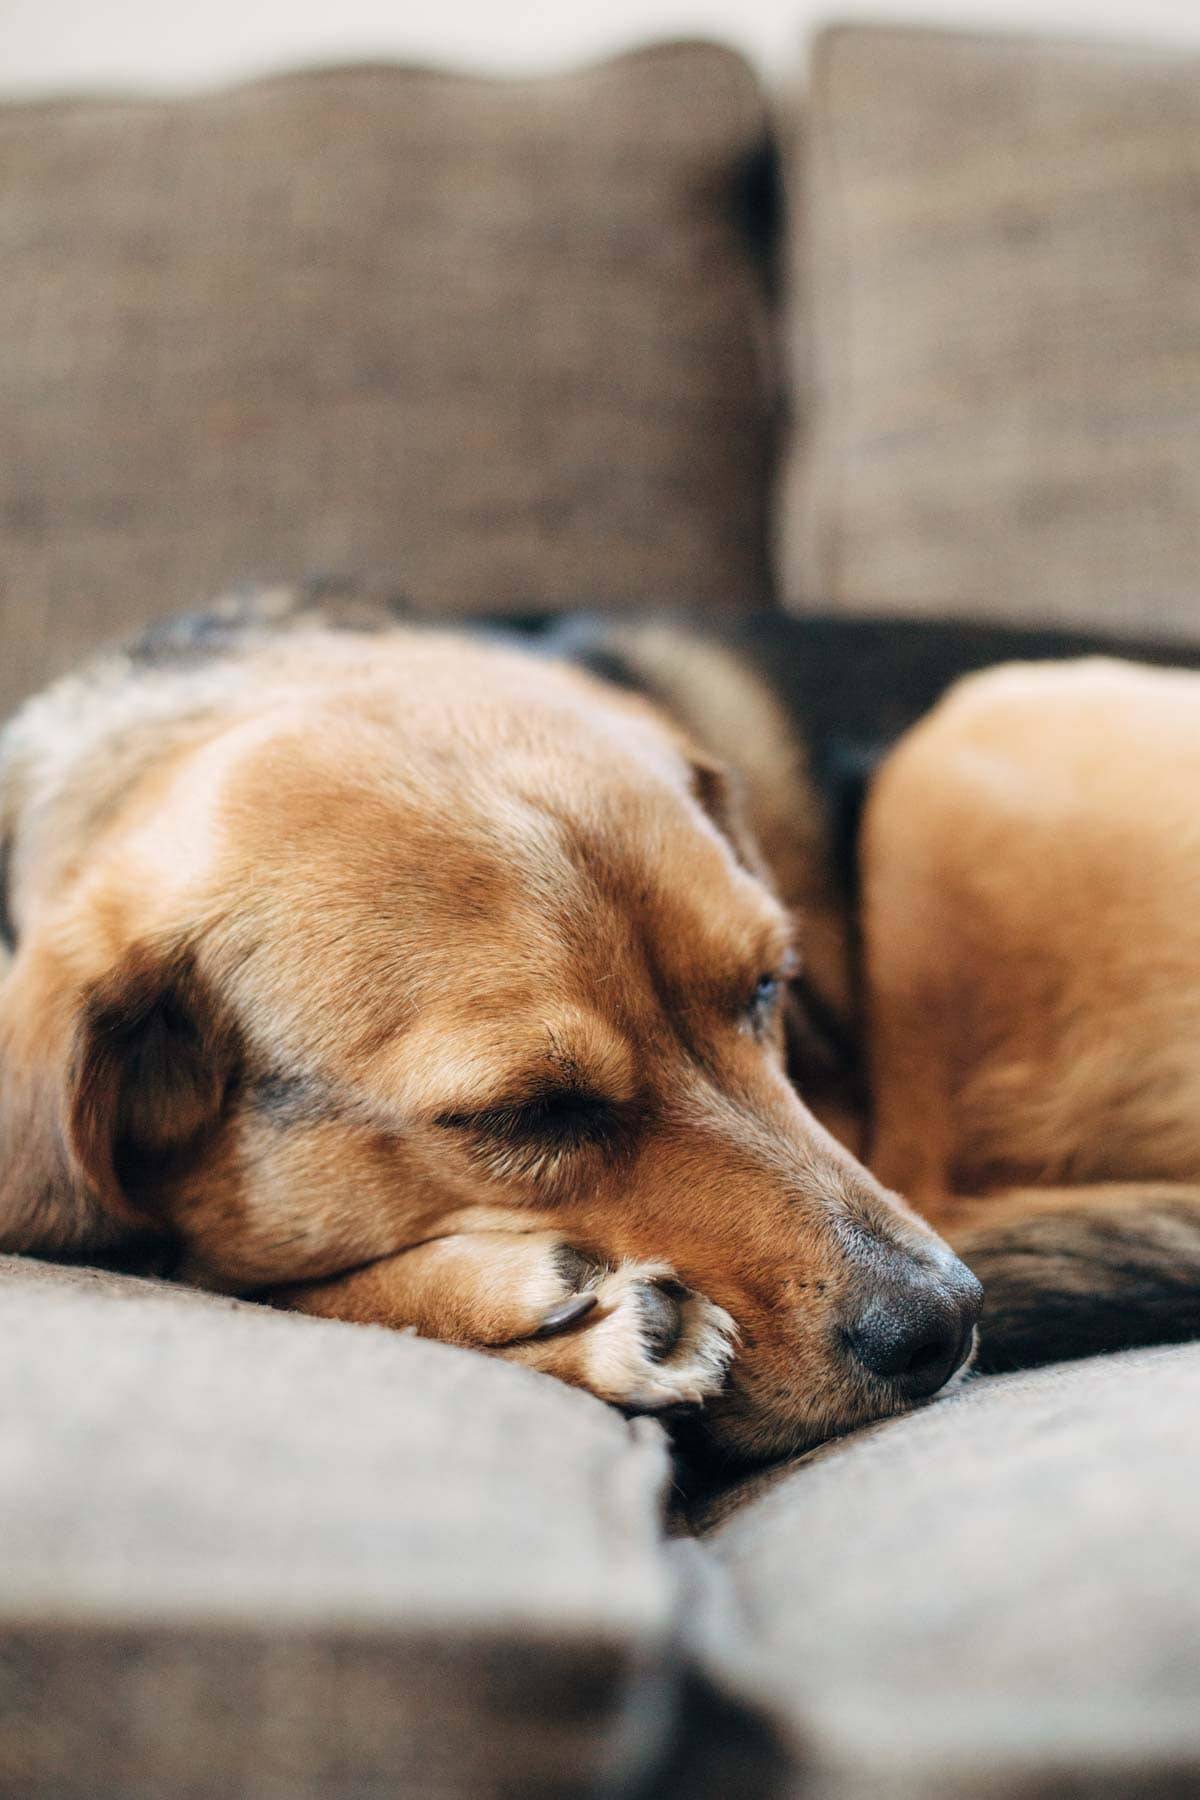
[0,45,775,719]
[785,25,1200,639]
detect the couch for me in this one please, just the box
[3,22,1200,1797]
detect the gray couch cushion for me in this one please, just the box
[0,45,774,721]
[700,1342,1200,1799]
[0,1253,686,1798]
[785,24,1200,639]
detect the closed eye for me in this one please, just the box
[435,1089,619,1155]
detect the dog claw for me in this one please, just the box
[532,1292,598,1338]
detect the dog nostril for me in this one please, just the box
[845,1277,980,1401]
[903,1333,958,1381]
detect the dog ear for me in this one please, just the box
[0,940,234,1255]
[69,945,235,1216]
[688,751,775,887]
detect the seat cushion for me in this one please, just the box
[784,24,1200,639]
[0,45,775,720]
[699,1342,1200,1798]
[0,1253,686,1798]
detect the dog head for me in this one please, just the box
[0,629,979,1459]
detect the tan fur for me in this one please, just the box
[0,609,977,1461]
[859,659,1200,1371]
[865,659,1200,1208]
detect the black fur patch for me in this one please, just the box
[0,833,15,951]
[962,1207,1200,1373]
[552,1244,605,1291]
[637,1280,686,1363]
[501,613,647,694]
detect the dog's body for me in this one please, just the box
[3,587,1199,1458]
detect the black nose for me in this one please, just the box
[845,1261,983,1400]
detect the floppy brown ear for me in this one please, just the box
[69,945,235,1215]
[0,940,234,1255]
[689,751,775,888]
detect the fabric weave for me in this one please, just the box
[786,25,1200,639]
[0,46,775,721]
[0,1255,679,1798]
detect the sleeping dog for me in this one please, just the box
[2,587,1198,1461]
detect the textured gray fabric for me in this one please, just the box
[785,25,1200,639]
[0,1254,682,1798]
[6,1273,1200,1797]
[702,1342,1200,1799]
[0,45,774,723]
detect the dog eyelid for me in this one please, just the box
[434,1089,618,1148]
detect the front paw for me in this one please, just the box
[507,1259,737,1413]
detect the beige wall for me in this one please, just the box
[3,0,1199,95]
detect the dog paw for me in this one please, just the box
[506,1258,738,1413]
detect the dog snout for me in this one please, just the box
[843,1255,983,1401]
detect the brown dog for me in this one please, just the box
[2,589,1195,1459]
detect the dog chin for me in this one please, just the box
[681,1393,890,1472]
[685,1338,981,1471]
